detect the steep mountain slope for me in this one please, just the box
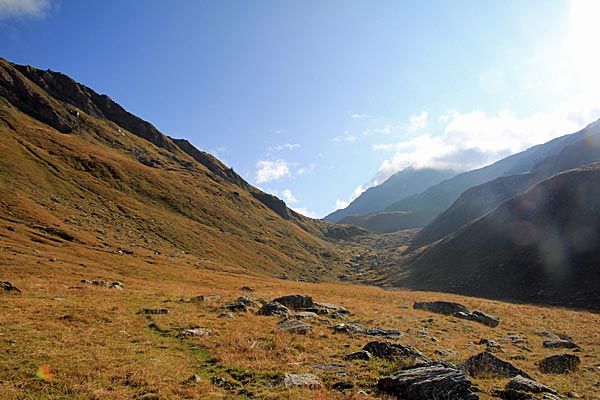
[0,57,363,281]
[323,167,455,223]
[388,163,600,310]
[412,123,600,248]
[380,128,591,230]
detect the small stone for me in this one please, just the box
[240,286,254,292]
[257,301,290,317]
[333,381,354,391]
[280,373,322,388]
[141,308,169,314]
[183,374,202,384]
[293,311,319,320]
[180,328,211,337]
[217,312,235,319]
[1,281,21,293]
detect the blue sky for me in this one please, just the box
[2,0,600,217]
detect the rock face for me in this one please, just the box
[542,339,579,349]
[276,319,312,334]
[413,301,470,315]
[378,363,479,400]
[538,354,580,374]
[459,351,531,379]
[272,295,314,310]
[1,281,21,293]
[363,341,430,365]
[257,301,290,317]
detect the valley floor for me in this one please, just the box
[2,235,600,399]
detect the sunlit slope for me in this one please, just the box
[0,58,360,280]
[389,164,600,310]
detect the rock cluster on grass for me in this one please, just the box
[78,279,124,290]
[140,308,169,315]
[378,363,479,400]
[414,301,500,327]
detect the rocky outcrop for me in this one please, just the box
[332,323,402,338]
[455,310,500,327]
[378,363,479,400]
[277,319,312,334]
[506,375,558,395]
[542,339,579,349]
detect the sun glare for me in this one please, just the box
[567,0,600,93]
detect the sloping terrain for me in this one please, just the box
[324,167,455,223]
[387,163,600,311]
[0,57,364,282]
[412,126,600,248]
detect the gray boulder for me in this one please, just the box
[413,301,469,315]
[506,375,558,395]
[332,322,402,338]
[363,341,430,365]
[539,354,580,374]
[277,319,312,334]
[345,350,372,361]
[459,351,531,379]
[273,294,314,310]
[378,363,479,400]
[257,301,290,317]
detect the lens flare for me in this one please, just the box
[35,365,53,381]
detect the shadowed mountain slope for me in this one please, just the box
[412,122,600,248]
[0,57,364,281]
[380,128,592,230]
[388,163,600,311]
[323,167,455,223]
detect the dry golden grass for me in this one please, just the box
[2,238,600,399]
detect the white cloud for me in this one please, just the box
[335,199,349,209]
[0,0,50,19]
[255,160,292,184]
[269,143,300,152]
[351,113,373,119]
[333,130,357,143]
[292,206,318,218]
[368,101,600,190]
[281,189,298,205]
[407,110,428,132]
[296,163,316,175]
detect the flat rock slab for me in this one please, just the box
[539,354,580,374]
[273,294,314,310]
[455,310,500,327]
[459,351,531,379]
[180,327,211,337]
[378,363,479,400]
[363,341,430,365]
[332,322,402,338]
[280,373,322,388]
[506,375,558,395]
[543,339,579,349]
[413,301,469,315]
[277,319,312,334]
